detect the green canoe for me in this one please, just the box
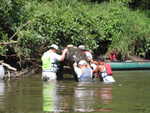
[108,61,150,70]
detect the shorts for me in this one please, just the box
[42,71,57,81]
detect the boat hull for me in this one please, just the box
[108,61,150,70]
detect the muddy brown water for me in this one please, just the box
[0,70,150,113]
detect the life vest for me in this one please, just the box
[105,64,113,75]
[41,52,52,70]
[93,61,113,76]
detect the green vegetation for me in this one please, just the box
[0,0,150,68]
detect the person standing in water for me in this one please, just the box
[78,45,93,62]
[91,57,115,83]
[41,44,68,81]
[73,60,93,82]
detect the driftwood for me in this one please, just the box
[0,61,17,79]
[0,41,18,45]
[1,62,17,71]
[16,68,36,77]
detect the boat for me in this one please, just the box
[108,61,150,70]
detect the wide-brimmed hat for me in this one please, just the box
[50,44,59,50]
[67,44,74,48]
[78,45,85,50]
[78,60,88,65]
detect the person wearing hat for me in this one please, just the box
[91,57,115,83]
[73,60,93,82]
[78,45,93,62]
[41,44,68,81]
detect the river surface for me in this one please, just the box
[0,70,150,113]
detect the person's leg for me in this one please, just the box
[42,72,57,81]
[49,72,57,80]
[56,65,64,80]
[42,71,50,81]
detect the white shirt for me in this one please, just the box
[49,52,61,64]
[73,66,82,78]
[49,51,61,72]
[73,65,93,78]
[42,50,61,72]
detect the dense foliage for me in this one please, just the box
[0,0,150,68]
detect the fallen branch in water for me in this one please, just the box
[0,41,18,45]
[1,62,17,71]
[0,61,17,80]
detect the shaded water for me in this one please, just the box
[0,71,150,113]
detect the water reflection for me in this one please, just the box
[74,82,95,112]
[0,71,149,113]
[0,78,43,113]
[0,80,5,110]
[100,85,112,104]
[0,80,5,96]
[74,82,112,112]
[43,81,113,112]
[43,81,57,112]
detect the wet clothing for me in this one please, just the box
[42,72,57,81]
[41,51,61,81]
[42,51,61,72]
[91,61,115,83]
[100,64,115,83]
[74,66,93,82]
[80,68,93,82]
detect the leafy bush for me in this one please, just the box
[15,0,150,58]
[0,0,150,65]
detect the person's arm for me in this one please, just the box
[58,48,68,61]
[73,63,82,78]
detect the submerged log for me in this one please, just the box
[1,62,17,71]
[0,61,17,79]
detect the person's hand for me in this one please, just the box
[63,48,68,54]
[73,62,77,67]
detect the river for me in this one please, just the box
[0,70,150,113]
